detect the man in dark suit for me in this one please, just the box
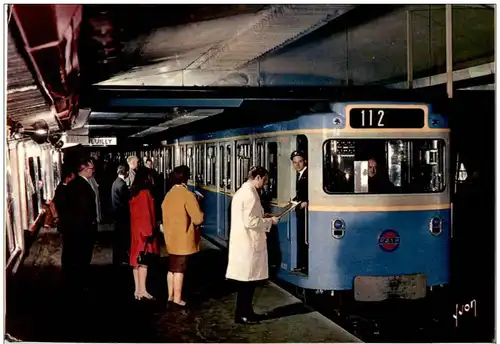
[63,157,97,293]
[290,150,309,273]
[111,164,131,266]
[51,164,76,233]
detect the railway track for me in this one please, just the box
[271,277,458,343]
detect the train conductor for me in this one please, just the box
[291,150,308,273]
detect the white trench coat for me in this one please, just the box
[225,181,273,282]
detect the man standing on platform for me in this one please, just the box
[126,155,139,188]
[63,157,97,295]
[226,166,279,325]
[111,164,131,266]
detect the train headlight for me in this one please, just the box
[332,218,345,239]
[429,216,443,236]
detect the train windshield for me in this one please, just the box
[323,139,446,194]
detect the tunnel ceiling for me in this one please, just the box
[79,4,356,87]
[8,4,493,141]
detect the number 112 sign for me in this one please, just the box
[349,108,425,129]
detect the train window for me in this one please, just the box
[266,142,278,199]
[180,146,186,165]
[297,134,308,154]
[237,143,252,188]
[219,146,225,188]
[195,145,205,184]
[166,147,173,173]
[256,142,265,167]
[226,145,232,190]
[27,157,39,221]
[206,145,216,186]
[52,151,61,192]
[186,146,194,180]
[6,153,16,255]
[322,139,446,194]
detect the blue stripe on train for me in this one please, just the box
[192,187,450,291]
[175,103,447,143]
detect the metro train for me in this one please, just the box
[6,100,450,319]
[136,101,451,314]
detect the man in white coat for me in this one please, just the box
[226,166,279,324]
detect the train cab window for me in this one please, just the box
[322,139,446,194]
[266,142,278,199]
[237,143,252,188]
[297,134,308,154]
[206,145,216,186]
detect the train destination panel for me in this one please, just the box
[349,108,425,129]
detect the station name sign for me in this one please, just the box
[89,137,117,146]
[349,108,425,129]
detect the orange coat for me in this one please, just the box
[161,184,204,256]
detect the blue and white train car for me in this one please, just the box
[157,101,450,306]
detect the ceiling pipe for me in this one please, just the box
[10,4,83,129]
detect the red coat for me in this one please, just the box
[129,189,159,267]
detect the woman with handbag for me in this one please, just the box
[162,165,204,307]
[129,167,159,300]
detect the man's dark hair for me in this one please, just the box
[77,157,93,172]
[248,166,268,180]
[61,163,75,180]
[171,165,190,185]
[117,164,129,176]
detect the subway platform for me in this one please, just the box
[6,225,361,343]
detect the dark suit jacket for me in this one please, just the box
[66,175,97,232]
[293,168,308,203]
[111,177,130,224]
[53,182,70,230]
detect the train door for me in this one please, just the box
[291,134,309,275]
[217,142,232,240]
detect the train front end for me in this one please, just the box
[305,103,450,306]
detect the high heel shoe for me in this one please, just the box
[137,292,156,300]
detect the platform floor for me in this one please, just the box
[6,225,361,343]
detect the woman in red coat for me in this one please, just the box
[129,167,159,300]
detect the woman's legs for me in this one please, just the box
[168,255,187,306]
[167,271,174,301]
[133,267,140,298]
[138,265,154,299]
[172,272,185,306]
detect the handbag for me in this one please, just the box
[137,234,158,266]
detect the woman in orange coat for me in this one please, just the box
[162,165,204,307]
[130,167,159,300]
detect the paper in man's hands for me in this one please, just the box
[274,201,301,219]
